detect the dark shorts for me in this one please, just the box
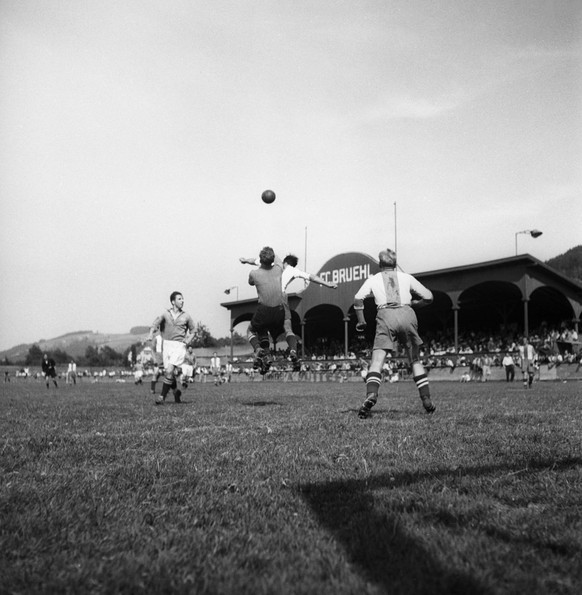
[250,304,285,341]
[374,306,423,352]
[44,369,57,379]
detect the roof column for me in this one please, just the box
[343,316,350,358]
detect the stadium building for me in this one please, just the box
[222,252,582,358]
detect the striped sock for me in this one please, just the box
[413,373,430,398]
[363,372,382,409]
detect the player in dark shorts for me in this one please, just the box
[240,252,337,371]
[41,353,58,389]
[242,246,300,374]
[353,249,435,418]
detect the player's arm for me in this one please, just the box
[353,280,373,331]
[239,257,259,265]
[409,278,433,309]
[309,273,337,289]
[184,317,196,345]
[146,314,163,342]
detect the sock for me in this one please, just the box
[249,334,260,352]
[413,373,430,398]
[363,372,382,409]
[287,334,298,352]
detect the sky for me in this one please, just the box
[1,0,581,351]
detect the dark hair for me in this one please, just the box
[283,254,298,267]
[170,291,183,303]
[259,247,275,266]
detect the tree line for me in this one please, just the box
[18,323,247,367]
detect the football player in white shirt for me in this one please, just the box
[518,337,536,388]
[354,249,435,418]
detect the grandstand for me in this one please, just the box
[222,252,582,360]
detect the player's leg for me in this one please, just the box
[358,348,386,418]
[358,312,393,419]
[156,362,175,404]
[407,343,435,413]
[283,303,301,371]
[151,365,162,394]
[248,309,274,374]
[521,359,529,388]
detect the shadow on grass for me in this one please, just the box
[342,408,427,419]
[300,456,581,595]
[240,401,283,407]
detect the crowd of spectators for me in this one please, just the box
[5,322,580,384]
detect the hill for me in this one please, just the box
[545,245,582,283]
[0,330,149,364]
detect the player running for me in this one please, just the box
[353,248,435,418]
[146,291,195,404]
[41,353,58,389]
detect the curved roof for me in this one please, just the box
[221,252,582,331]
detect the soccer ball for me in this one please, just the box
[261,189,276,204]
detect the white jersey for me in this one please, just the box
[281,266,310,292]
[354,270,432,309]
[518,344,535,361]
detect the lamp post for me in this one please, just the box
[515,229,542,256]
[224,286,239,300]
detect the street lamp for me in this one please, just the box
[224,286,239,300]
[515,229,543,255]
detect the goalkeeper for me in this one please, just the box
[353,248,435,418]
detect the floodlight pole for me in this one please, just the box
[394,202,397,256]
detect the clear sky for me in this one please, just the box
[1,0,581,351]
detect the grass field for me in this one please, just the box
[1,378,581,594]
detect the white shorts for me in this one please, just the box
[181,363,194,377]
[163,340,186,369]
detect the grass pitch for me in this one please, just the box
[1,379,581,594]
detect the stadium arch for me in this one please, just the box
[221,253,582,357]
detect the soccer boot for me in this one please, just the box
[260,351,273,375]
[421,395,436,414]
[289,350,301,372]
[155,395,165,405]
[358,406,371,419]
[253,348,267,373]
[173,389,182,403]
[358,394,377,419]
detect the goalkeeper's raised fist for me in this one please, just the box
[356,322,367,333]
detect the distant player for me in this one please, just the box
[66,360,77,385]
[180,345,197,388]
[41,353,58,389]
[146,291,195,404]
[149,332,165,395]
[518,336,536,389]
[353,249,435,418]
[210,352,221,380]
